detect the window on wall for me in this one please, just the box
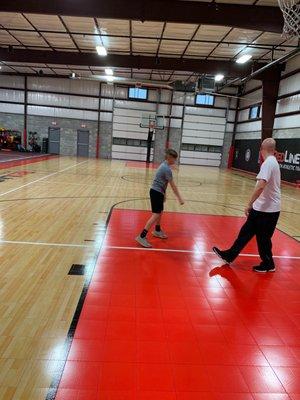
[113,137,153,148]
[181,143,221,153]
[249,105,261,119]
[195,93,215,106]
[128,87,148,100]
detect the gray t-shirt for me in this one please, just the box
[151,161,173,194]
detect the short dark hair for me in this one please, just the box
[165,148,178,159]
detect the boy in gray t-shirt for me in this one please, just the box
[136,149,184,248]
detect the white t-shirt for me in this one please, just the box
[253,155,281,213]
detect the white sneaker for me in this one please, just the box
[135,235,152,248]
[152,230,168,239]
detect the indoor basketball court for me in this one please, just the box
[0,1,299,400]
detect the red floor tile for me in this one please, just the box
[102,340,137,362]
[137,363,175,391]
[59,361,101,390]
[172,364,211,391]
[55,209,300,398]
[273,367,300,394]
[252,394,292,400]
[207,365,250,393]
[260,345,299,367]
[100,362,136,391]
[137,391,177,400]
[168,340,203,364]
[137,340,170,363]
[239,366,286,393]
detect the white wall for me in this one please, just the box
[0,75,235,164]
[235,55,300,141]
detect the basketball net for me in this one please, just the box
[277,0,300,38]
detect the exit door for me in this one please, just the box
[77,130,90,157]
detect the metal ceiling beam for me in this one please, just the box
[0,0,284,33]
[0,47,267,78]
[1,28,297,49]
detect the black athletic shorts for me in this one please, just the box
[150,188,164,213]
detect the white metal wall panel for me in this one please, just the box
[182,130,224,139]
[27,105,98,120]
[180,150,220,160]
[279,73,300,96]
[276,94,300,114]
[236,120,261,133]
[111,152,151,161]
[157,104,169,115]
[114,100,156,111]
[114,86,128,99]
[101,83,114,98]
[183,121,225,133]
[0,89,24,103]
[148,89,158,102]
[180,104,225,166]
[274,115,300,129]
[184,114,226,125]
[112,145,153,161]
[180,158,220,166]
[114,124,149,134]
[171,105,183,117]
[100,112,113,122]
[101,98,113,111]
[185,106,226,118]
[161,90,172,103]
[113,131,148,140]
[173,92,185,104]
[112,101,155,161]
[170,118,182,128]
[0,103,24,114]
[182,137,223,146]
[28,77,99,96]
[112,145,153,155]
[0,76,24,89]
[282,55,300,75]
[28,92,98,109]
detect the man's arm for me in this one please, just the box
[169,179,184,205]
[245,179,267,215]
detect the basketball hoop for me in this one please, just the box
[277,0,300,38]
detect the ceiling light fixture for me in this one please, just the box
[214,74,224,82]
[236,54,252,64]
[105,68,113,76]
[96,46,107,56]
[106,75,114,82]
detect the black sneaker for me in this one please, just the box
[212,247,232,265]
[253,265,276,273]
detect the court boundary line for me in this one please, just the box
[104,245,300,260]
[0,159,89,198]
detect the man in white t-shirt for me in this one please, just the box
[213,138,281,273]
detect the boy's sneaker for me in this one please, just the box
[253,265,276,273]
[136,235,152,248]
[152,230,168,239]
[212,247,232,265]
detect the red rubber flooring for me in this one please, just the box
[56,209,300,400]
[0,152,54,169]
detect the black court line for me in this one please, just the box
[44,199,300,399]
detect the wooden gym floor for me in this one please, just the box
[0,155,299,400]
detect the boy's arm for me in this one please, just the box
[169,179,184,205]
